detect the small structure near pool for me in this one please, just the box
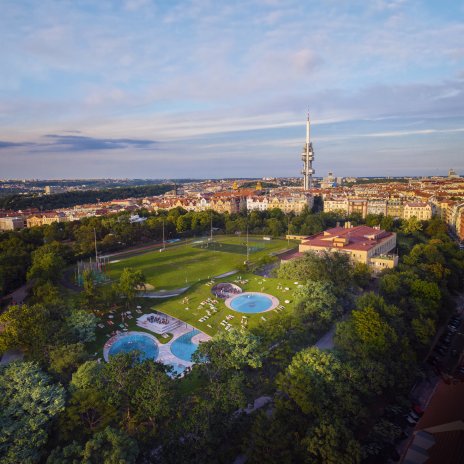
[136,311,183,334]
[211,282,242,299]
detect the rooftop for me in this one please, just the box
[300,225,394,252]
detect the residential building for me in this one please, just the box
[403,202,433,220]
[0,216,25,230]
[401,382,464,464]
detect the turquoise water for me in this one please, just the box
[170,329,200,362]
[108,333,159,361]
[230,293,274,313]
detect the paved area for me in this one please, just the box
[214,270,238,279]
[103,322,211,374]
[315,325,336,350]
[1,280,34,306]
[138,287,190,298]
[0,350,24,365]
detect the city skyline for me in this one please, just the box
[1,0,463,179]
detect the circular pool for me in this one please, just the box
[105,332,159,362]
[226,292,279,314]
[170,329,200,362]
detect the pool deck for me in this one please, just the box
[103,323,211,375]
[157,324,210,371]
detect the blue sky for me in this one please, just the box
[0,0,463,179]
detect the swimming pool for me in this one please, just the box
[107,332,159,361]
[227,292,278,313]
[170,329,200,362]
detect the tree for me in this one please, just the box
[82,427,139,464]
[70,360,103,391]
[401,217,423,235]
[66,309,97,343]
[117,268,145,309]
[31,281,63,308]
[277,347,361,418]
[49,343,87,381]
[60,390,118,440]
[47,442,84,464]
[0,361,65,464]
[0,236,31,297]
[130,368,174,439]
[81,270,97,308]
[293,280,339,330]
[335,305,399,360]
[352,262,372,288]
[194,328,265,379]
[277,251,353,298]
[246,409,304,464]
[425,217,448,238]
[303,417,361,464]
[0,304,50,360]
[27,242,67,283]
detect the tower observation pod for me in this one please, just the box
[301,114,315,190]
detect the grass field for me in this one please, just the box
[87,236,299,353]
[90,272,299,355]
[152,272,298,336]
[107,235,295,290]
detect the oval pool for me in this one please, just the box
[227,292,278,313]
[170,329,200,362]
[107,332,159,361]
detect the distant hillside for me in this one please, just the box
[0,184,174,211]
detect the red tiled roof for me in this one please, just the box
[416,382,464,431]
[301,225,393,252]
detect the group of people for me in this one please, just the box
[212,283,242,299]
[147,315,169,325]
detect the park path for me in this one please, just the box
[1,280,34,306]
[314,325,336,350]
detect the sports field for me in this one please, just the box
[107,235,295,290]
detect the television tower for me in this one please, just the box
[301,113,315,190]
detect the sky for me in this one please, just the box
[0,0,463,179]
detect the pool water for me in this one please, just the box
[229,293,274,313]
[108,333,159,361]
[170,329,200,362]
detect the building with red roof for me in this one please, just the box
[297,223,398,270]
[401,381,464,464]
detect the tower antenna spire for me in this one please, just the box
[301,111,315,190]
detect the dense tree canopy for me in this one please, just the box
[0,362,65,464]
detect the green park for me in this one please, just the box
[90,235,299,351]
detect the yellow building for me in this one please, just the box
[403,202,433,220]
[26,212,68,228]
[297,224,398,271]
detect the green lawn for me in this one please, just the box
[89,235,299,354]
[107,235,295,290]
[152,272,298,336]
[90,272,299,356]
